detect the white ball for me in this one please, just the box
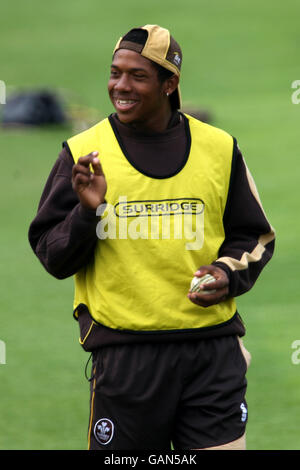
[190,274,217,295]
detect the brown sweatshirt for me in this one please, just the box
[28,112,275,347]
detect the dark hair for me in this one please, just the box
[151,62,174,83]
[122,28,148,44]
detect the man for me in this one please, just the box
[29,24,275,450]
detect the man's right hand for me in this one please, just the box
[72,152,107,210]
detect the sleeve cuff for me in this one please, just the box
[212,260,235,297]
[78,204,98,221]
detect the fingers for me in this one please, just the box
[187,287,229,307]
[193,265,228,289]
[71,151,107,210]
[77,151,99,167]
[77,152,104,175]
[72,171,92,193]
[72,151,104,186]
[188,265,229,307]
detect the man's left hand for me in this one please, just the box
[187,265,230,307]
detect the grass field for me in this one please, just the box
[0,0,299,450]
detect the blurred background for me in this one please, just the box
[0,0,299,450]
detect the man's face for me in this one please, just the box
[108,49,167,128]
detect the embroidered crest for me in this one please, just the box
[94,418,114,445]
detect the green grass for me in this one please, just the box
[0,0,299,450]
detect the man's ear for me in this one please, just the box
[164,74,179,96]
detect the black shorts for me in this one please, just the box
[87,335,248,450]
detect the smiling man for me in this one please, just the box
[29,25,275,450]
[108,49,178,131]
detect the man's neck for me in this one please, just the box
[116,109,180,135]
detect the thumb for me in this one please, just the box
[194,265,210,277]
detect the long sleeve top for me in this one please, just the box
[28,112,275,345]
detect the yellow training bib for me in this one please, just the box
[67,114,237,332]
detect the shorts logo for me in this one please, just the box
[240,402,248,422]
[94,418,114,445]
